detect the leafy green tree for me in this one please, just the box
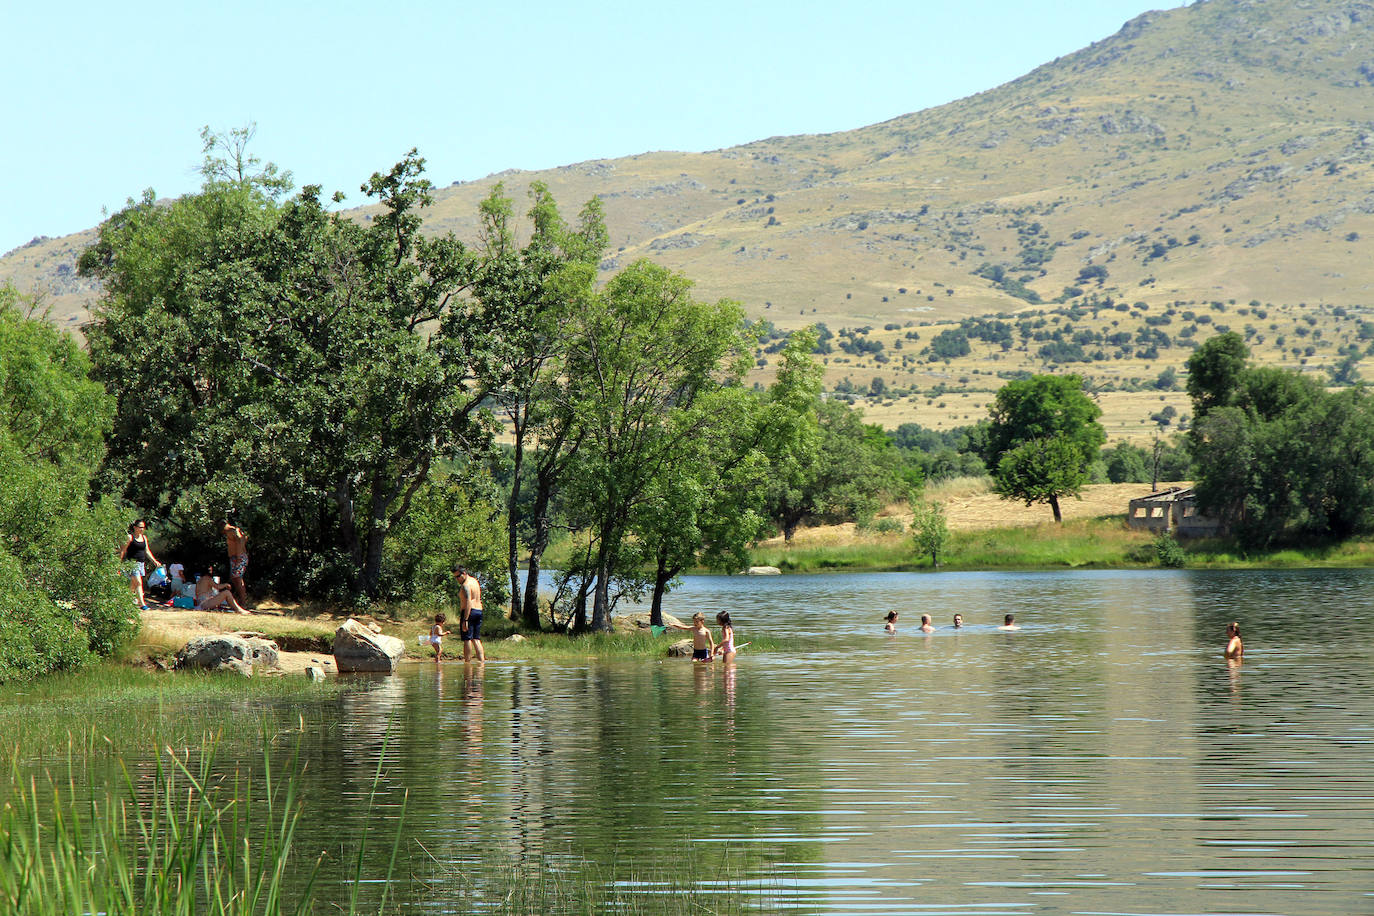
[633,330,823,625]
[1185,331,1249,419]
[81,145,508,599]
[986,374,1105,522]
[0,287,134,680]
[475,182,608,627]
[558,261,753,632]
[1189,352,1374,546]
[1102,441,1149,483]
[764,398,905,541]
[910,500,950,567]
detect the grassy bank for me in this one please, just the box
[749,516,1374,573]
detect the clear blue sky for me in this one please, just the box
[2,0,1185,256]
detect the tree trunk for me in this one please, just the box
[590,520,617,632]
[1050,494,1063,523]
[506,418,526,621]
[520,477,556,629]
[649,552,679,628]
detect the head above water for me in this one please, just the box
[921,614,932,625]
[1227,621,1241,637]
[885,611,898,623]
[953,614,964,627]
[1004,614,1015,625]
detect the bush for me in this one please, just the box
[1154,533,1186,568]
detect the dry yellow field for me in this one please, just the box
[755,479,1186,550]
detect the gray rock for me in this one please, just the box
[746,566,782,576]
[175,635,280,674]
[332,618,405,673]
[666,639,695,658]
[504,633,527,643]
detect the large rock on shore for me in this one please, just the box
[746,566,782,576]
[332,618,405,673]
[175,635,280,675]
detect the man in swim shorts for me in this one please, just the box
[452,565,485,663]
[222,518,250,609]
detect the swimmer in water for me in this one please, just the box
[952,613,964,629]
[998,614,1020,631]
[1224,621,1243,660]
[884,610,898,633]
[920,614,934,633]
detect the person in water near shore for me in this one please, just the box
[999,614,1020,631]
[451,565,485,663]
[884,611,898,633]
[715,611,737,660]
[920,614,935,633]
[1224,621,1244,660]
[670,613,715,662]
[430,613,450,662]
[119,519,160,610]
[952,613,964,629]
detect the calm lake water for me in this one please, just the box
[23,569,1374,914]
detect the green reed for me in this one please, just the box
[0,723,402,916]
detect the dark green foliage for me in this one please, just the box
[81,149,506,600]
[1188,341,1374,547]
[0,288,134,681]
[987,374,1106,522]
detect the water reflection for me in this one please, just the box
[15,568,1374,914]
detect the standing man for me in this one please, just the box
[451,565,485,663]
[222,517,250,610]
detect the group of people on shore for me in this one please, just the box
[119,518,251,613]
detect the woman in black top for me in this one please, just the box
[119,519,160,610]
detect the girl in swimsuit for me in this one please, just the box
[884,610,898,633]
[715,611,736,661]
[430,613,450,662]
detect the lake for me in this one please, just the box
[16,568,1374,914]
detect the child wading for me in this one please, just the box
[671,613,715,662]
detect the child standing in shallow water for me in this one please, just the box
[671,613,715,662]
[715,611,736,661]
[430,614,450,662]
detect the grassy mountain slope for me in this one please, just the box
[6,0,1374,435]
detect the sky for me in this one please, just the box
[2,0,1188,256]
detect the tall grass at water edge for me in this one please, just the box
[0,726,404,916]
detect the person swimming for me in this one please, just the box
[884,610,898,633]
[920,614,934,633]
[1224,621,1243,660]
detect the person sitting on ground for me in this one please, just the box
[884,611,898,633]
[920,614,935,633]
[195,565,249,614]
[998,614,1020,631]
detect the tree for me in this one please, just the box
[986,374,1105,522]
[81,145,509,599]
[632,330,822,625]
[0,287,134,680]
[558,261,753,632]
[1102,441,1148,483]
[1185,331,1249,419]
[764,398,904,541]
[910,500,949,567]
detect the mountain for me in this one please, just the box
[5,0,1374,434]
